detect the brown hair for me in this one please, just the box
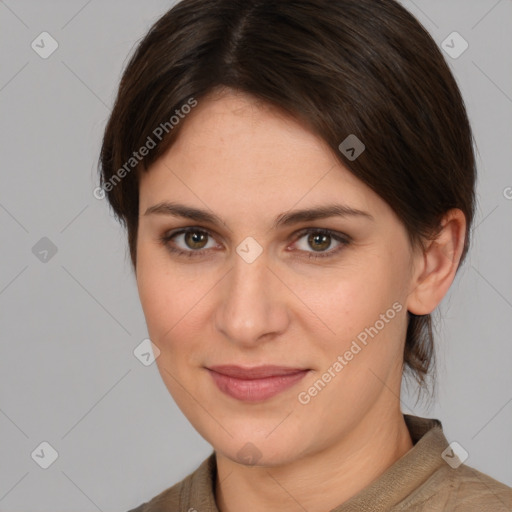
[98,0,476,391]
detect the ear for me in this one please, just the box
[406,208,467,315]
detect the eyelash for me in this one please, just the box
[158,227,351,260]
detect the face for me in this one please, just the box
[136,88,419,466]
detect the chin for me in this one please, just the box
[212,431,306,468]
[227,444,298,468]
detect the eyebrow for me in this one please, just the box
[143,201,374,229]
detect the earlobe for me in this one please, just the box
[406,209,467,315]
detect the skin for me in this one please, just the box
[135,87,466,512]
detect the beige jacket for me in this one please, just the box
[127,415,512,511]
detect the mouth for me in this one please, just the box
[206,365,311,402]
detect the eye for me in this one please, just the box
[291,228,350,259]
[159,227,351,260]
[159,228,219,257]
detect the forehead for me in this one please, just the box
[173,89,333,165]
[138,90,391,227]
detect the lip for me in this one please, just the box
[206,365,310,402]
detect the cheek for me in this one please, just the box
[136,244,181,341]
[295,266,407,414]
[138,271,189,340]
[136,250,215,363]
[299,259,408,393]
[295,260,401,340]
[136,261,203,402]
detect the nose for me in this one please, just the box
[214,248,290,348]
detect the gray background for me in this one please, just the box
[1,0,511,510]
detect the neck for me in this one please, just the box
[214,406,413,512]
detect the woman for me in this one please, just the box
[98,0,512,510]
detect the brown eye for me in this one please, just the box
[159,228,217,257]
[184,230,209,250]
[307,232,332,252]
[292,228,351,260]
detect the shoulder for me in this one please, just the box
[398,462,512,511]
[445,464,512,510]
[124,452,216,512]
